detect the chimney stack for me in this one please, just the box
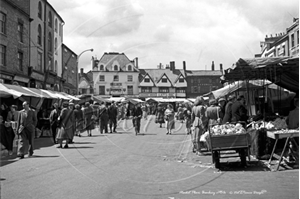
[170,61,175,73]
[183,61,186,71]
[211,61,215,71]
[220,63,223,73]
[80,68,84,75]
[135,57,138,68]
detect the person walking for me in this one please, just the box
[132,103,143,135]
[206,99,223,127]
[141,103,148,120]
[108,102,118,133]
[16,101,37,159]
[83,102,94,136]
[98,102,109,134]
[49,103,60,144]
[56,102,75,148]
[74,104,84,137]
[176,104,184,122]
[68,103,76,143]
[164,104,175,135]
[155,103,165,128]
[191,96,208,156]
[222,95,236,124]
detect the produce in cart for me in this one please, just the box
[211,123,246,135]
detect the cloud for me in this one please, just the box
[154,25,174,42]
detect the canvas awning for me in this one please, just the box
[0,84,23,98]
[4,84,41,98]
[222,57,299,93]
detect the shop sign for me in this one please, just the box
[31,71,44,81]
[0,74,13,80]
[110,82,122,86]
[139,93,176,97]
[14,76,29,83]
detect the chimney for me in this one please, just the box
[211,61,215,71]
[80,68,84,75]
[220,63,223,73]
[135,57,138,68]
[183,61,186,71]
[170,61,175,73]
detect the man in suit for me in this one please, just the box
[231,95,248,124]
[98,102,109,134]
[17,101,37,159]
[108,102,118,133]
[222,95,236,124]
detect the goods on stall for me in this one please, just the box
[252,117,288,130]
[210,123,246,135]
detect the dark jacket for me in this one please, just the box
[231,101,248,123]
[222,101,233,124]
[98,105,109,119]
[108,105,118,119]
[132,106,142,118]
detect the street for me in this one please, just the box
[1,116,299,199]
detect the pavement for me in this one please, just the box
[1,115,299,199]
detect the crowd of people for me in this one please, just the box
[1,94,298,160]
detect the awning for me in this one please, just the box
[0,84,23,98]
[4,84,41,98]
[223,57,299,93]
[59,92,80,101]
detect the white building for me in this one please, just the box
[92,52,139,97]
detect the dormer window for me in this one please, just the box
[114,65,118,71]
[179,77,184,83]
[100,65,104,71]
[162,78,167,83]
[128,65,132,71]
[144,78,150,83]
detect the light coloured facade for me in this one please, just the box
[92,53,139,97]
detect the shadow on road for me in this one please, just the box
[72,142,96,144]
[66,146,94,149]
[217,160,270,172]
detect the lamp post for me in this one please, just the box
[76,48,93,95]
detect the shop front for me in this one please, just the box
[0,73,13,84]
[13,75,30,87]
[29,70,44,89]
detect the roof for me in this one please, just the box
[185,70,222,76]
[139,68,186,86]
[98,52,138,72]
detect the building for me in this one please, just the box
[92,52,139,97]
[256,18,299,58]
[29,0,64,90]
[138,61,187,98]
[0,0,31,86]
[62,44,77,95]
[185,62,223,98]
[78,69,93,95]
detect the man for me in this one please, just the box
[17,101,37,159]
[217,97,226,121]
[49,103,60,144]
[222,95,236,124]
[98,102,109,134]
[132,103,143,135]
[231,95,248,124]
[108,102,118,133]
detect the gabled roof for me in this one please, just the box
[97,52,138,72]
[139,73,156,85]
[139,68,186,87]
[79,70,93,84]
[185,70,222,76]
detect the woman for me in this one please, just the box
[132,103,143,135]
[83,102,94,136]
[191,96,208,156]
[164,104,175,135]
[49,103,60,144]
[74,104,84,137]
[0,103,9,122]
[2,104,17,155]
[176,104,184,122]
[141,103,148,120]
[56,102,75,148]
[183,103,192,135]
[155,103,165,128]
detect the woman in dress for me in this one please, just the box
[141,103,148,120]
[164,104,175,135]
[176,104,185,122]
[74,104,84,137]
[83,102,94,136]
[155,103,165,128]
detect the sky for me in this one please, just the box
[49,0,299,72]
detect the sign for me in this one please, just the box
[110,82,122,87]
[0,74,13,80]
[14,76,29,83]
[139,93,176,97]
[30,71,44,81]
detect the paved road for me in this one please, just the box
[1,115,299,199]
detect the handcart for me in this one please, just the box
[208,122,251,169]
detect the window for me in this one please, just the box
[48,56,53,71]
[0,12,6,34]
[192,86,198,93]
[38,2,42,19]
[55,19,58,32]
[18,51,23,71]
[17,22,24,43]
[159,87,169,93]
[176,88,185,93]
[100,65,104,70]
[48,11,52,27]
[114,65,118,71]
[297,30,299,45]
[54,60,57,73]
[161,78,167,83]
[54,38,57,54]
[144,78,150,83]
[127,75,133,82]
[99,75,105,82]
[128,65,132,71]
[38,25,42,45]
[191,79,194,84]
[179,77,184,83]
[127,86,133,95]
[141,87,152,93]
[37,52,42,71]
[48,32,52,52]
[99,86,105,95]
[113,75,119,81]
[291,33,295,48]
[0,45,6,66]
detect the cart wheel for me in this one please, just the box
[240,149,247,167]
[214,151,220,169]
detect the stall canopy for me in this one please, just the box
[0,83,23,98]
[222,57,299,93]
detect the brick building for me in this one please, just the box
[61,44,77,95]
[0,0,31,86]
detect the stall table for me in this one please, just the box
[267,130,299,171]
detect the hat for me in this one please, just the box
[85,102,90,106]
[62,101,69,108]
[69,102,74,106]
[218,97,226,102]
[228,95,236,101]
[11,105,17,109]
[209,99,216,105]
